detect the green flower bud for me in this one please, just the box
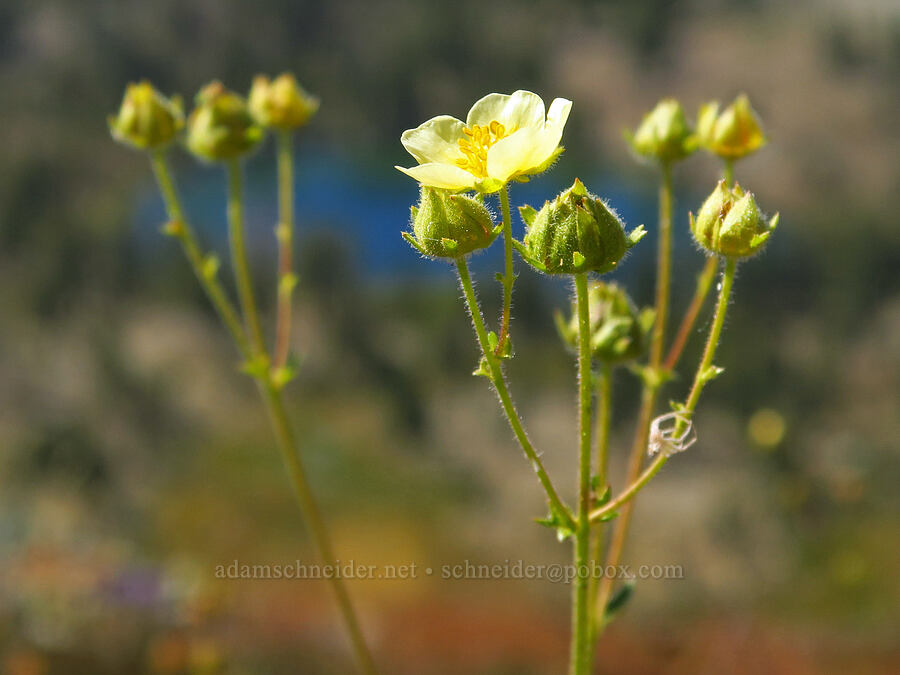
[403,187,497,258]
[186,81,264,162]
[697,94,767,161]
[627,99,696,164]
[555,282,655,364]
[690,180,779,258]
[517,179,645,275]
[248,73,320,130]
[108,81,184,151]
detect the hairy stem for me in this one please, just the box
[227,159,267,356]
[495,184,514,355]
[456,257,574,529]
[589,258,738,523]
[571,273,594,675]
[273,130,296,369]
[594,160,672,627]
[588,364,612,641]
[664,256,718,371]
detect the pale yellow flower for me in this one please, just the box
[396,90,572,193]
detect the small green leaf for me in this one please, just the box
[487,331,499,353]
[603,581,635,626]
[535,503,575,542]
[472,356,490,378]
[202,254,220,281]
[700,365,724,383]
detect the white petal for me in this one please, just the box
[400,115,466,164]
[521,125,564,172]
[467,90,545,131]
[486,128,542,183]
[395,163,477,191]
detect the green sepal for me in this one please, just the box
[401,231,430,257]
[627,225,647,248]
[519,204,539,227]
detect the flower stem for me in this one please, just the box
[149,151,251,359]
[589,258,737,523]
[226,159,267,356]
[723,159,734,187]
[588,364,612,641]
[571,272,594,675]
[456,257,574,530]
[676,258,737,434]
[273,130,296,370]
[594,160,672,628]
[664,256,718,371]
[152,154,377,672]
[259,379,379,675]
[495,184,514,356]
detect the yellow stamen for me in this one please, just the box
[456,121,512,177]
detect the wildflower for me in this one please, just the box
[396,90,572,193]
[248,73,319,130]
[403,187,497,258]
[517,179,645,275]
[626,99,695,164]
[186,81,263,162]
[690,180,778,258]
[696,94,767,160]
[109,81,184,151]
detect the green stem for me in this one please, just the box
[274,130,296,369]
[495,184,514,355]
[723,159,734,187]
[149,151,251,359]
[571,273,593,675]
[594,160,673,629]
[664,256,718,371]
[226,160,267,356]
[456,257,574,530]
[259,380,378,675]
[589,258,738,524]
[676,258,736,434]
[587,364,612,641]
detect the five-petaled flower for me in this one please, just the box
[396,90,572,193]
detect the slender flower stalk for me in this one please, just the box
[495,184,514,355]
[664,256,718,371]
[150,151,251,359]
[273,129,297,369]
[455,257,575,530]
[594,160,673,627]
[571,272,594,675]
[226,160,267,355]
[587,363,612,640]
[589,258,737,524]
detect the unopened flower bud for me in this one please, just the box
[108,81,184,151]
[696,94,767,161]
[627,99,695,164]
[403,187,497,258]
[186,81,264,162]
[248,73,319,130]
[555,282,654,364]
[690,180,779,258]
[518,179,645,275]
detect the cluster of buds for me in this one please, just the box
[403,187,498,258]
[518,179,645,275]
[690,180,779,258]
[109,74,318,162]
[555,282,654,364]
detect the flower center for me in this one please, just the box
[456,120,512,177]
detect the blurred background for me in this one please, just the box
[1,0,899,672]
